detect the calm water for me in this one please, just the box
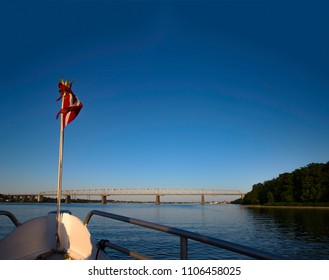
[1,203,328,259]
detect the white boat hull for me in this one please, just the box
[0,212,107,260]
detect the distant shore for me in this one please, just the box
[243,204,329,210]
[0,199,229,205]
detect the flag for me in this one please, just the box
[56,80,83,128]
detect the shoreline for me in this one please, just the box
[242,205,329,210]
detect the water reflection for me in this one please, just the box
[244,207,329,259]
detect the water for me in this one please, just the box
[1,203,328,259]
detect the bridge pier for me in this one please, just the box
[102,195,107,204]
[201,194,205,205]
[156,195,161,205]
[65,195,71,204]
[37,195,43,203]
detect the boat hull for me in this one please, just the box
[0,212,106,260]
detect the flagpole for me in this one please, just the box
[55,79,82,251]
[56,97,65,251]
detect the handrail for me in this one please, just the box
[101,240,153,260]
[84,210,287,260]
[0,210,21,227]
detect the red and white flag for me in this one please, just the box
[56,80,83,128]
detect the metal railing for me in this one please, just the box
[0,210,21,227]
[84,210,286,260]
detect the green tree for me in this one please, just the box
[266,191,275,204]
[242,161,329,205]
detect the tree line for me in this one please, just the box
[240,162,329,206]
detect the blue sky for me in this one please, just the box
[0,0,328,194]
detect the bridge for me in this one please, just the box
[3,188,245,205]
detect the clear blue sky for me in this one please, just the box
[1,0,328,194]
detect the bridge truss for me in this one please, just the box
[39,187,244,196]
[4,188,245,204]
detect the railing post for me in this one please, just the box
[180,236,188,260]
[0,210,21,227]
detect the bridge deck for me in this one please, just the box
[38,188,244,196]
[3,188,245,204]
